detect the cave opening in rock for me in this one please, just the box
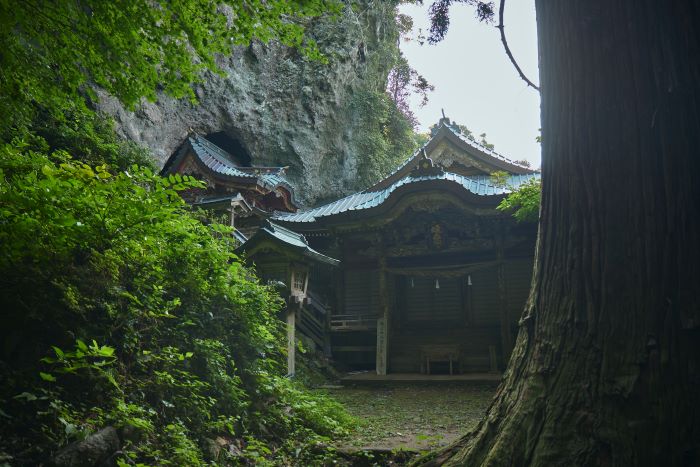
[205,131,252,167]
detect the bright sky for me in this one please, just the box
[399,2,541,168]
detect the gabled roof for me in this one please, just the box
[162,134,297,206]
[236,220,340,266]
[273,155,540,224]
[367,120,536,192]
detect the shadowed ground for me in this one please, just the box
[318,382,497,454]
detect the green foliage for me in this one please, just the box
[497,178,541,223]
[387,51,434,126]
[351,88,417,187]
[425,0,494,44]
[349,3,422,188]
[0,0,338,141]
[27,108,156,171]
[0,144,351,464]
[490,170,510,188]
[478,132,495,150]
[40,340,119,389]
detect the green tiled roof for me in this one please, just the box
[237,221,339,266]
[273,171,540,223]
[162,134,297,207]
[364,121,536,193]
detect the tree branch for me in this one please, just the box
[497,0,540,91]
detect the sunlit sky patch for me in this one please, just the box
[399,1,541,168]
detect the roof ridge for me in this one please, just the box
[248,221,336,264]
[189,135,253,178]
[442,123,531,169]
[191,134,237,163]
[266,220,307,243]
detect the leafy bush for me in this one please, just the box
[0,142,351,464]
[0,0,336,140]
[497,178,541,222]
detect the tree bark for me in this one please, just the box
[420,1,700,465]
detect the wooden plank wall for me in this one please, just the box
[471,257,533,326]
[343,269,380,316]
[388,256,534,372]
[333,257,534,372]
[471,265,500,325]
[405,277,462,321]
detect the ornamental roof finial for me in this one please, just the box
[439,109,450,127]
[410,149,444,178]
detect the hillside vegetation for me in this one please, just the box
[0,143,352,465]
[0,1,359,464]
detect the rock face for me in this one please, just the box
[98,2,399,206]
[53,426,120,467]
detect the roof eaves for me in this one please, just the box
[272,171,540,224]
[441,124,535,173]
[257,221,339,266]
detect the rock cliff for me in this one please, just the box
[98,1,402,205]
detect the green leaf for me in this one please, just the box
[39,372,56,382]
[14,392,38,401]
[98,345,115,357]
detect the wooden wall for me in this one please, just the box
[343,269,380,316]
[403,276,463,322]
[330,256,534,372]
[387,256,534,372]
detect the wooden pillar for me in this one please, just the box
[322,312,332,358]
[376,255,389,375]
[335,237,345,320]
[286,308,296,376]
[496,225,512,367]
[328,238,344,358]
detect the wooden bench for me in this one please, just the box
[420,344,460,375]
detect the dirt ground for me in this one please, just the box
[319,382,497,453]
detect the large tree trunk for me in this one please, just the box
[421,1,700,465]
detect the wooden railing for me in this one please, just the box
[297,308,325,348]
[296,291,330,349]
[330,314,378,331]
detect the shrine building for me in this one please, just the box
[162,117,539,376]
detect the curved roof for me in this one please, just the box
[162,134,297,206]
[366,121,536,193]
[273,169,539,224]
[237,221,339,266]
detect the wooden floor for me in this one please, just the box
[340,372,502,383]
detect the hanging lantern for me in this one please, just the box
[410,277,415,288]
[435,278,440,289]
[467,275,472,286]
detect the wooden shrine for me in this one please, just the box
[162,133,297,241]
[236,220,339,375]
[273,118,539,375]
